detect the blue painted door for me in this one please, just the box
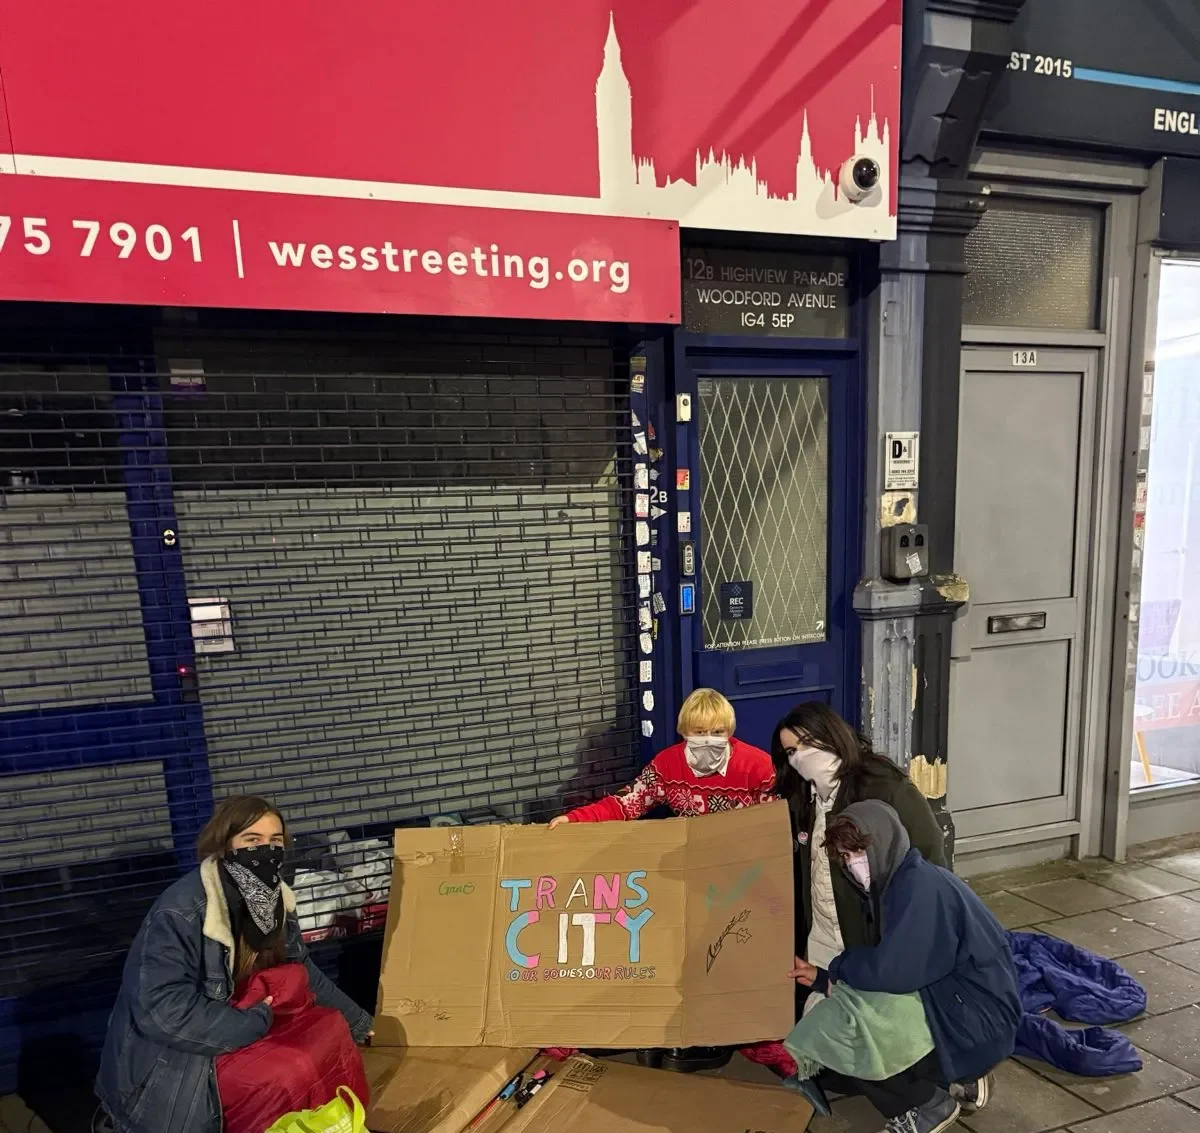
[678,350,861,754]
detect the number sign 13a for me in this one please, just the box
[1012,349,1038,367]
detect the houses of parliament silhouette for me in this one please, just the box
[594,14,892,238]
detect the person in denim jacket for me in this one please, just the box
[96,796,372,1133]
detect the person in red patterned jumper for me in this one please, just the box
[548,688,791,1078]
[549,688,774,826]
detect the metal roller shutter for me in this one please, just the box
[0,325,640,1081]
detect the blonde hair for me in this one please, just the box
[677,688,736,736]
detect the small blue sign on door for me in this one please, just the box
[719,580,754,622]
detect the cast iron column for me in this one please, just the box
[856,0,1028,864]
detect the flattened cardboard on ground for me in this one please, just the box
[363,1050,814,1133]
[374,800,795,1049]
[362,1047,537,1133]
[506,1057,814,1133]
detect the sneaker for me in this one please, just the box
[883,1089,961,1133]
[950,1074,993,1113]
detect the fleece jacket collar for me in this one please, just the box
[199,855,296,958]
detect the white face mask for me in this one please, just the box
[786,744,841,800]
[845,851,871,891]
[684,735,731,777]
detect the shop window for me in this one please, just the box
[963,197,1104,330]
[1132,257,1200,791]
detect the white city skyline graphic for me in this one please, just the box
[4,13,894,241]
[595,14,893,238]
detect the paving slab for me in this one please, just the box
[1157,941,1200,975]
[1018,1048,1197,1111]
[1123,1006,1200,1075]
[1012,879,1132,916]
[985,890,1062,929]
[1143,853,1200,884]
[810,1094,880,1133]
[1088,865,1200,902]
[1120,895,1200,942]
[971,861,1091,897]
[1121,952,1200,1015]
[960,1059,1099,1133]
[1033,911,1177,959]
[1067,1096,1200,1133]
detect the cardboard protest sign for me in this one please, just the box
[374,801,794,1048]
[364,1049,815,1133]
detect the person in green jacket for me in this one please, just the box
[770,703,947,1012]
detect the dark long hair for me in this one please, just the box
[770,701,904,804]
[196,795,289,859]
[197,796,291,982]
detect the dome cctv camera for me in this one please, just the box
[839,155,881,203]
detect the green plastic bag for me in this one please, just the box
[264,1086,365,1133]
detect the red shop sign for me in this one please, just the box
[0,1,899,317]
[0,176,681,323]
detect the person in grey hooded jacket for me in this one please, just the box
[96,797,372,1133]
[791,800,1020,1133]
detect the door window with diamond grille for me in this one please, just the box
[697,376,829,651]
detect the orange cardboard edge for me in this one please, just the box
[363,1046,539,1133]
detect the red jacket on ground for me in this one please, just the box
[566,738,776,822]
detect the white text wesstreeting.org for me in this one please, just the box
[266,240,632,293]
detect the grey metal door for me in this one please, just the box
[948,347,1098,840]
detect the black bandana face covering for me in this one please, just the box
[220,845,285,950]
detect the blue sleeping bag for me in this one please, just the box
[1007,930,1146,1077]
